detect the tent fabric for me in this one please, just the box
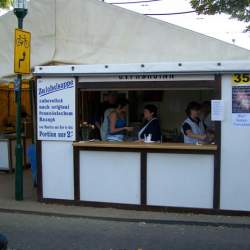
[0,0,55,81]
[0,0,250,80]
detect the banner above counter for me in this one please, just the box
[79,74,215,83]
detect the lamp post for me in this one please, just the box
[14,0,28,201]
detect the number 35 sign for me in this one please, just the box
[232,73,250,85]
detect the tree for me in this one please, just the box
[0,0,13,9]
[190,0,250,31]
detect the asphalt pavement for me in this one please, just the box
[2,171,250,250]
[1,211,250,250]
[2,171,250,229]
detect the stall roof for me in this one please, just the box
[1,0,250,80]
[34,61,250,76]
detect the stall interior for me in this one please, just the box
[78,88,215,143]
[0,81,33,170]
[0,81,32,134]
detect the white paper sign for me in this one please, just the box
[211,100,224,121]
[37,77,76,141]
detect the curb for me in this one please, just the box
[1,207,250,229]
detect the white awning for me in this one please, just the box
[1,0,250,80]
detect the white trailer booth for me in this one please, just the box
[0,0,250,213]
[34,61,250,214]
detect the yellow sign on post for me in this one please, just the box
[14,28,31,74]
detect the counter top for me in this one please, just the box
[0,133,16,140]
[72,141,217,151]
[0,133,27,140]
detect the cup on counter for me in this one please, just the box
[144,134,152,143]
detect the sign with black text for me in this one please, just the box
[211,100,224,121]
[37,78,76,141]
[232,74,250,127]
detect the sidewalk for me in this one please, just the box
[1,170,250,228]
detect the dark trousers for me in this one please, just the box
[0,234,7,250]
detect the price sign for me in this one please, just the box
[37,78,76,141]
[14,29,31,74]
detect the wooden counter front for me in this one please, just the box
[73,141,217,152]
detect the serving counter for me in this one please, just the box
[73,141,217,151]
[71,141,217,209]
[0,133,32,171]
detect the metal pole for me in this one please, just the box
[29,79,34,144]
[15,73,23,201]
[15,13,25,201]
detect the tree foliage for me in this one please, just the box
[0,0,13,9]
[190,0,250,31]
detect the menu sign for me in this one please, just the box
[37,78,76,141]
[232,74,250,127]
[211,100,224,121]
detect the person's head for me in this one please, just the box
[185,102,201,119]
[201,101,211,116]
[115,98,129,113]
[144,104,158,121]
[107,91,118,104]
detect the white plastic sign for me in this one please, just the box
[37,77,76,141]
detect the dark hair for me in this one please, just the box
[144,104,158,117]
[115,98,129,109]
[202,101,211,110]
[185,102,201,116]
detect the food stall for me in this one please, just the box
[0,81,33,171]
[34,61,250,213]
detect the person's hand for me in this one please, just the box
[125,127,134,132]
[133,139,144,142]
[207,132,215,142]
[200,134,207,140]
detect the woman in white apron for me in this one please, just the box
[138,104,161,142]
[181,101,207,144]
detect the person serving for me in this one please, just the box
[105,98,133,142]
[181,102,207,144]
[138,104,161,142]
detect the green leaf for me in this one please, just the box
[190,0,250,32]
[0,0,13,9]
